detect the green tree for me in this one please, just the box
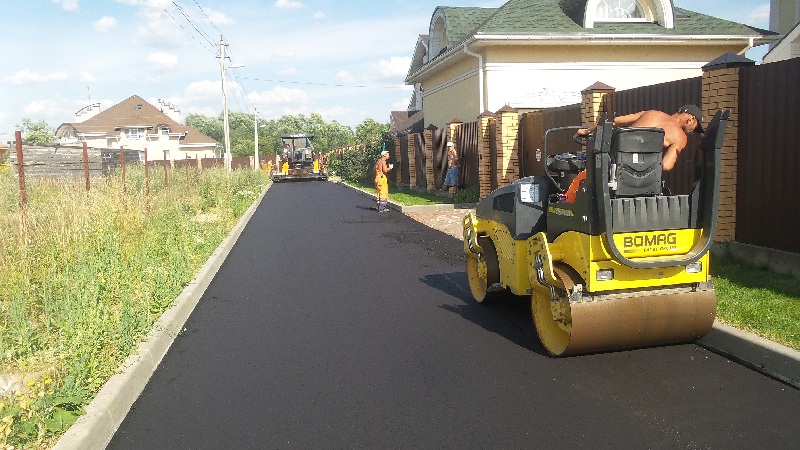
[355,118,389,148]
[19,118,54,145]
[185,114,223,143]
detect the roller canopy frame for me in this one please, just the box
[594,110,730,269]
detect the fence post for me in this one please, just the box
[478,111,495,198]
[392,134,402,186]
[581,82,615,126]
[701,54,754,243]
[144,148,150,207]
[447,119,462,191]
[120,146,126,190]
[14,131,27,210]
[408,133,417,188]
[424,126,435,191]
[82,142,90,192]
[163,150,169,188]
[495,105,520,188]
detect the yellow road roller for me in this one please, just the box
[463,110,730,356]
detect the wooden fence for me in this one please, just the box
[737,57,800,253]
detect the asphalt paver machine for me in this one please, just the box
[272,133,328,182]
[463,110,730,355]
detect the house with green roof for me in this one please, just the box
[405,0,776,129]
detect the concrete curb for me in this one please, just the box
[697,322,800,389]
[331,179,475,212]
[53,183,272,450]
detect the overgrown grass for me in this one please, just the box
[0,165,268,449]
[711,251,800,350]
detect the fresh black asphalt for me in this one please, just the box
[109,181,800,449]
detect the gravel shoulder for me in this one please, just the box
[405,208,473,240]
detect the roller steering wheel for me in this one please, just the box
[573,131,592,146]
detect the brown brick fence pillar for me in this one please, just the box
[478,111,495,198]
[701,54,754,242]
[393,135,402,186]
[408,133,418,188]
[495,105,520,188]
[581,82,615,127]
[424,126,435,190]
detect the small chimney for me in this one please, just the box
[75,103,101,123]
[158,99,181,122]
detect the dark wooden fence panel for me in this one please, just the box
[430,128,447,189]
[489,121,498,191]
[519,104,582,178]
[399,134,410,186]
[611,77,703,195]
[455,121,479,189]
[738,58,800,253]
[414,133,426,188]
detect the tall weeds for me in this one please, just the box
[0,166,268,448]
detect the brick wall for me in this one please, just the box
[702,67,742,242]
[495,106,520,187]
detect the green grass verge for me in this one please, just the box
[344,180,479,206]
[0,166,269,449]
[712,251,800,350]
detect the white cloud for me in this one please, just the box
[78,72,98,83]
[248,85,308,106]
[277,68,298,76]
[52,0,79,11]
[745,4,770,27]
[3,70,71,85]
[133,7,187,48]
[315,106,352,122]
[275,0,304,9]
[202,7,235,26]
[147,52,179,71]
[367,56,411,80]
[312,11,326,20]
[94,16,119,32]
[184,80,224,101]
[335,70,356,84]
[23,99,64,117]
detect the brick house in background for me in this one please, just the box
[404,0,777,129]
[55,95,219,161]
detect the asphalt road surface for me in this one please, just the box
[109,181,800,449]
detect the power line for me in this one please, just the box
[192,0,225,37]
[240,76,407,90]
[172,1,217,48]
[161,5,216,55]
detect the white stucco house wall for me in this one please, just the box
[55,95,219,161]
[763,0,800,63]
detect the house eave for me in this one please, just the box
[406,33,777,84]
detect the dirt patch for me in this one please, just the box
[405,208,474,240]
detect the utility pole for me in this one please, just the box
[219,35,232,171]
[254,107,259,171]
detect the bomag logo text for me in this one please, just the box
[623,232,677,250]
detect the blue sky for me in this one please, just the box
[0,0,772,142]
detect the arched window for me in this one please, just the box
[428,12,447,61]
[584,0,674,29]
[596,0,645,20]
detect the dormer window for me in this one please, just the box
[160,127,170,135]
[595,0,645,21]
[125,127,146,139]
[585,0,674,29]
